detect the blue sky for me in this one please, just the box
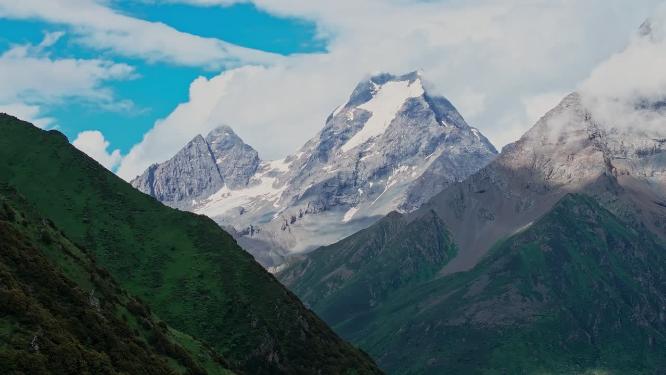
[0,1,324,154]
[0,0,662,178]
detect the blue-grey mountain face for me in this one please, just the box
[205,126,261,189]
[131,126,260,209]
[132,72,498,267]
[131,134,222,208]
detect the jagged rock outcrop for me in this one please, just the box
[205,126,261,189]
[132,126,260,209]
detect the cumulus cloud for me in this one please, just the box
[118,71,236,179]
[579,4,666,134]
[0,46,134,104]
[72,130,123,170]
[0,0,277,69]
[0,31,136,128]
[118,0,661,179]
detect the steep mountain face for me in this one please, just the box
[0,115,381,375]
[280,194,666,374]
[131,126,260,210]
[421,92,666,274]
[0,186,232,375]
[133,72,497,266]
[277,92,666,373]
[279,209,457,328]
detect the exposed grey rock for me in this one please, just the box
[131,134,223,209]
[413,92,666,275]
[133,72,498,267]
[205,126,260,189]
[131,127,260,209]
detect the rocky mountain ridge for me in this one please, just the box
[280,193,666,374]
[131,125,261,210]
[419,92,666,274]
[276,92,666,373]
[132,72,498,266]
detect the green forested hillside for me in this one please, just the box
[281,194,666,374]
[280,210,457,331]
[0,186,232,375]
[0,114,380,374]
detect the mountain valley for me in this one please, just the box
[277,91,666,373]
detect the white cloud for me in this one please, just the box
[0,31,136,128]
[454,89,487,120]
[72,130,122,170]
[118,0,662,180]
[579,4,666,134]
[0,45,134,104]
[0,0,277,69]
[0,102,54,129]
[522,91,569,126]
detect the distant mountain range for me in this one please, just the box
[278,92,666,373]
[0,114,380,374]
[132,72,497,267]
[3,10,666,374]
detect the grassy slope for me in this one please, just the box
[282,194,666,374]
[280,210,457,334]
[0,115,380,374]
[0,186,232,375]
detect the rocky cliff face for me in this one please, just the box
[276,92,666,374]
[131,126,260,210]
[205,126,261,189]
[133,72,498,266]
[418,92,666,274]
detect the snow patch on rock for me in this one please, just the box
[342,207,359,223]
[341,79,425,153]
[132,72,498,267]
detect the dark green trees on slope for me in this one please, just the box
[0,186,232,374]
[0,114,380,374]
[280,194,666,374]
[279,210,457,330]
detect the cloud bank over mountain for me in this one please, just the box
[117,0,661,180]
[0,0,662,179]
[580,4,666,134]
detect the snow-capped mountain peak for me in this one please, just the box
[131,125,260,208]
[340,75,425,153]
[133,72,498,267]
